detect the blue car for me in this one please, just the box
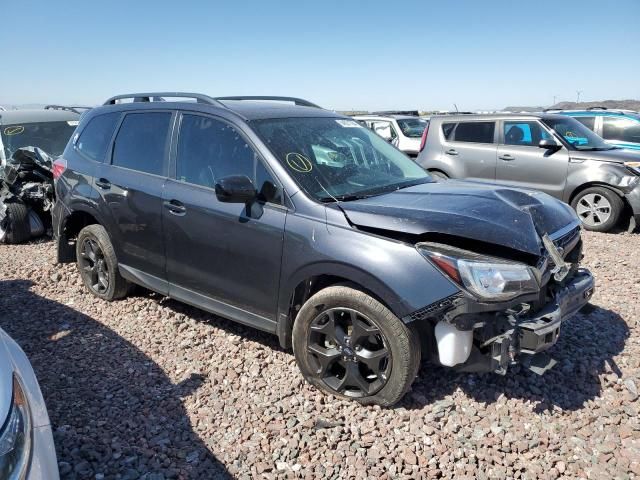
[556,108,640,150]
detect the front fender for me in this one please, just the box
[565,160,637,202]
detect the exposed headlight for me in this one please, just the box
[0,375,32,480]
[417,242,539,301]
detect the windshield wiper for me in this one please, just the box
[575,146,618,151]
[318,194,372,202]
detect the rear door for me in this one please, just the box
[162,112,286,326]
[442,121,497,181]
[94,110,173,288]
[494,119,569,197]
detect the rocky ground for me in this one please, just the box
[0,231,638,479]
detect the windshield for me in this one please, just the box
[0,121,77,159]
[251,117,431,201]
[542,117,615,151]
[396,118,428,138]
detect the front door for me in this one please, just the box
[162,113,286,326]
[494,120,569,198]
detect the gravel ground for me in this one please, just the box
[0,231,639,479]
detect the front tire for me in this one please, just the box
[1,201,31,244]
[76,224,130,301]
[571,186,623,232]
[428,170,449,181]
[292,285,420,407]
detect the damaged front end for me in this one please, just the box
[410,223,595,376]
[0,147,54,244]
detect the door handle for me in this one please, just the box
[499,154,515,161]
[445,149,458,156]
[95,178,111,189]
[163,199,187,216]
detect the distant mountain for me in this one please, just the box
[503,106,546,113]
[548,99,640,111]
[504,99,640,112]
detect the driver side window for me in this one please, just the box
[503,121,551,147]
[176,114,282,204]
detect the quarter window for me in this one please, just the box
[176,114,282,203]
[503,121,551,147]
[442,122,455,140]
[453,122,495,143]
[602,116,640,144]
[76,112,120,162]
[112,112,171,175]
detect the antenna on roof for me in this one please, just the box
[453,103,459,113]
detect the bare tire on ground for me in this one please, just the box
[1,201,31,244]
[292,285,421,407]
[571,186,623,232]
[76,224,130,301]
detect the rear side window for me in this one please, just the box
[76,112,120,162]
[573,116,595,130]
[442,122,455,140]
[453,122,495,143]
[602,116,640,143]
[112,112,171,175]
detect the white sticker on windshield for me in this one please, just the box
[67,121,79,126]
[335,119,362,128]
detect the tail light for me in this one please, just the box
[419,123,430,152]
[52,158,67,180]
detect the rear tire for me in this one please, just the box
[571,186,623,232]
[76,224,130,301]
[292,285,420,407]
[1,201,31,244]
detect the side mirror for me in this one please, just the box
[539,138,561,150]
[214,175,257,203]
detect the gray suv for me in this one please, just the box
[417,113,640,232]
[53,93,594,406]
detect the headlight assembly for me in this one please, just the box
[417,242,540,301]
[0,374,32,480]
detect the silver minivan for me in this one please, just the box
[416,113,640,232]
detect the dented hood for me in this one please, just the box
[335,181,578,255]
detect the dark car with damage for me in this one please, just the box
[52,93,595,406]
[0,106,86,243]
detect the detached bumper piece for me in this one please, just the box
[456,269,595,375]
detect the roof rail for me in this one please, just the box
[215,96,321,108]
[102,92,226,107]
[543,108,563,112]
[44,105,91,114]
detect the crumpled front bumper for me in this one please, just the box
[456,268,595,374]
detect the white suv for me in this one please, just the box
[353,114,428,157]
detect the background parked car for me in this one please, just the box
[352,113,428,157]
[553,107,640,151]
[0,106,87,244]
[0,325,59,479]
[416,113,640,232]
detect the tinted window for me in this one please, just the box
[76,112,120,162]
[396,118,428,138]
[602,116,640,143]
[112,112,171,175]
[573,116,595,130]
[176,114,282,203]
[453,122,495,143]
[442,122,455,140]
[503,121,551,146]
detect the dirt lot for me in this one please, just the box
[0,231,638,479]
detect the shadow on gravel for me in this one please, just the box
[405,306,629,413]
[133,289,286,353]
[0,280,231,480]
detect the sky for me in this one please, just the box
[1,0,639,111]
